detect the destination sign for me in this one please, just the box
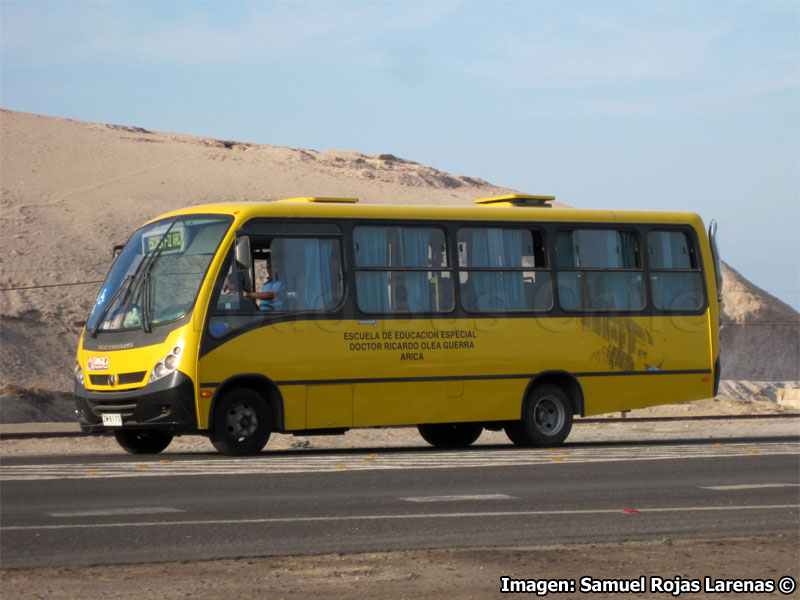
[142,228,184,254]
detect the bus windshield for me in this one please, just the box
[87,215,233,334]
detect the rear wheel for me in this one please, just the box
[210,388,271,455]
[505,384,573,447]
[114,429,173,454]
[418,423,483,448]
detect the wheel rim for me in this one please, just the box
[226,402,258,441]
[533,396,564,435]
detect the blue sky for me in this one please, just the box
[2,0,798,310]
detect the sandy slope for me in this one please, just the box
[720,264,799,380]
[0,109,797,397]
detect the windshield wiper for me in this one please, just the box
[139,220,178,333]
[141,271,153,333]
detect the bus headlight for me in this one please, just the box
[74,363,85,386]
[149,343,184,383]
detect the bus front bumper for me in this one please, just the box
[74,371,199,434]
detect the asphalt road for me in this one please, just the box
[2,437,798,570]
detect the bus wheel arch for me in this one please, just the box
[210,375,285,433]
[524,371,584,416]
[208,375,283,455]
[506,372,581,447]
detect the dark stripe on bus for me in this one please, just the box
[198,368,710,389]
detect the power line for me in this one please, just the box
[0,281,104,292]
[721,323,800,327]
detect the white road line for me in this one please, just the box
[400,494,516,503]
[1,442,796,482]
[48,507,185,517]
[2,504,796,532]
[700,483,800,491]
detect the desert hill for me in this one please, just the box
[720,263,799,380]
[0,109,797,397]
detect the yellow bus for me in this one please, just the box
[74,195,723,455]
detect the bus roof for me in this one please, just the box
[154,197,705,229]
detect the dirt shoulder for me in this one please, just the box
[2,393,799,457]
[2,535,798,599]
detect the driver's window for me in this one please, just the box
[215,264,243,311]
[207,235,344,338]
[208,259,260,338]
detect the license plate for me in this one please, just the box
[102,413,123,427]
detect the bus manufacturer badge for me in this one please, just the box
[87,356,109,371]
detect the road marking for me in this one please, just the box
[1,441,797,482]
[700,483,800,491]
[401,494,516,503]
[48,507,185,518]
[2,504,796,532]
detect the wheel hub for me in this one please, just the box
[227,403,258,439]
[533,396,564,434]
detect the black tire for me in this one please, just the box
[114,430,173,454]
[503,421,531,447]
[210,388,271,455]
[505,384,573,447]
[418,423,483,448]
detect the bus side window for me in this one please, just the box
[457,227,552,313]
[272,238,344,311]
[647,230,704,311]
[207,236,345,337]
[208,259,261,338]
[353,226,453,313]
[215,263,256,312]
[555,229,644,312]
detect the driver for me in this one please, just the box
[243,255,286,311]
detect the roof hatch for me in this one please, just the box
[276,197,359,204]
[475,194,555,207]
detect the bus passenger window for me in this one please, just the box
[457,228,552,313]
[647,230,704,311]
[555,229,644,312]
[271,238,343,311]
[353,226,453,313]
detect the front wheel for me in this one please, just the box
[210,388,271,455]
[418,423,483,448]
[505,384,573,447]
[114,429,173,454]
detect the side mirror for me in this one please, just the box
[235,235,252,271]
